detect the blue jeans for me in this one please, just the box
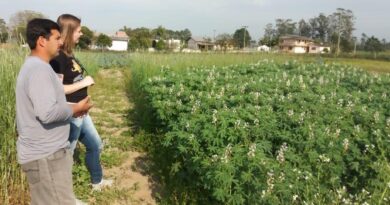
[69,114,103,184]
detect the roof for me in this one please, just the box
[190,37,207,42]
[189,37,214,44]
[111,31,129,41]
[112,36,129,41]
[115,31,128,38]
[279,35,313,41]
[311,44,331,47]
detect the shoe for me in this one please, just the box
[76,198,88,205]
[92,178,114,191]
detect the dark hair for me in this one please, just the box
[26,18,60,49]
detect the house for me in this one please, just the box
[187,37,215,51]
[257,45,270,52]
[279,35,330,54]
[108,31,129,51]
[166,39,181,51]
[279,35,313,53]
[308,44,331,54]
[152,38,181,52]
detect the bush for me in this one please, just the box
[140,60,390,204]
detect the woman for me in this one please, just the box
[50,14,113,191]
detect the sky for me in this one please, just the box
[1,0,389,41]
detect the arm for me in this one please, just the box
[29,69,73,124]
[63,76,94,94]
[50,55,94,95]
[70,96,93,117]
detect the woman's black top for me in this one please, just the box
[50,51,88,103]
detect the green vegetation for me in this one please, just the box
[1,47,390,204]
[138,60,390,204]
[0,47,29,205]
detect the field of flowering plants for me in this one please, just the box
[141,60,390,204]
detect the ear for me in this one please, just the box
[36,36,47,48]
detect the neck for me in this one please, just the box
[31,50,50,63]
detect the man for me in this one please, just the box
[15,18,92,205]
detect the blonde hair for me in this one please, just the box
[57,14,81,55]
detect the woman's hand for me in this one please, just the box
[82,76,95,87]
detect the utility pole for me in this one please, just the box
[213,29,216,42]
[242,25,248,49]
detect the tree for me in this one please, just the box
[166,28,192,47]
[128,27,152,51]
[364,36,383,58]
[309,13,330,42]
[0,18,8,43]
[215,33,234,51]
[9,10,45,43]
[359,33,368,50]
[155,40,166,51]
[96,34,112,50]
[233,27,251,49]
[77,26,94,49]
[275,18,296,36]
[298,19,311,37]
[297,19,311,37]
[259,23,278,47]
[152,25,167,40]
[178,28,192,42]
[329,8,355,55]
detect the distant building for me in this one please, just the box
[279,35,330,54]
[166,38,181,52]
[152,38,181,52]
[187,37,215,51]
[257,45,270,52]
[308,44,331,54]
[108,31,129,51]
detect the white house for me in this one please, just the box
[257,45,270,52]
[152,38,182,52]
[279,35,330,54]
[166,38,181,52]
[308,45,331,54]
[108,31,129,51]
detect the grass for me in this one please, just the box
[0,46,29,205]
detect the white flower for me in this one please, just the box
[211,154,218,162]
[335,129,341,138]
[386,118,390,127]
[247,143,256,158]
[276,143,288,163]
[286,79,291,87]
[343,138,349,151]
[320,95,326,102]
[288,109,294,117]
[374,111,380,122]
[234,119,241,128]
[293,195,298,201]
[318,154,330,163]
[354,125,361,133]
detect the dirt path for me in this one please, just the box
[88,69,158,205]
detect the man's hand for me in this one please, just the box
[82,76,95,87]
[71,96,93,117]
